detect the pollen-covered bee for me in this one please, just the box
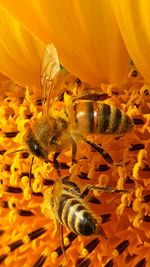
[26,44,134,176]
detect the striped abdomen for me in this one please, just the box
[57,187,98,236]
[71,101,133,135]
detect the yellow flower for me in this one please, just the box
[0,1,149,267]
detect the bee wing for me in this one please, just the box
[41,44,60,114]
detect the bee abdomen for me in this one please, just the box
[58,194,97,236]
[74,102,133,135]
[75,210,97,236]
[96,103,133,134]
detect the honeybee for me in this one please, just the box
[43,177,129,251]
[26,44,134,178]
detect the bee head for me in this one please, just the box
[25,117,60,159]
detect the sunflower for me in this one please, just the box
[0,1,149,267]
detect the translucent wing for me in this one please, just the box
[41,44,60,114]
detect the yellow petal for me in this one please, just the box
[0,0,129,85]
[112,0,150,84]
[0,4,44,87]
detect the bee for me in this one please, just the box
[26,44,134,179]
[44,177,104,238]
[44,177,129,249]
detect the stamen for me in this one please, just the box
[8,240,24,251]
[55,246,63,257]
[114,240,130,255]
[54,232,77,257]
[143,194,150,203]
[32,191,43,197]
[4,164,11,171]
[124,176,134,184]
[0,229,5,236]
[1,200,16,209]
[36,98,43,106]
[26,113,33,119]
[88,196,101,204]
[4,131,18,138]
[5,186,23,193]
[143,215,150,222]
[84,238,100,254]
[32,255,47,267]
[0,254,7,264]
[59,162,70,169]
[104,259,114,267]
[18,209,34,216]
[28,227,47,241]
[43,178,54,186]
[129,144,145,151]
[133,118,145,125]
[78,172,89,180]
[95,164,110,172]
[21,152,29,158]
[134,258,147,267]
[0,149,6,155]
[142,164,150,171]
[100,213,111,223]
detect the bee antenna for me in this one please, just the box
[29,156,34,191]
[8,148,26,155]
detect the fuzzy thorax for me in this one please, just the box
[26,116,68,158]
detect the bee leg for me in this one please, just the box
[59,224,67,259]
[72,139,77,164]
[90,185,131,193]
[82,137,113,164]
[78,92,109,101]
[80,185,129,199]
[53,152,61,176]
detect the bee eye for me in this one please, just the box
[51,137,56,145]
[33,143,45,158]
[26,136,45,159]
